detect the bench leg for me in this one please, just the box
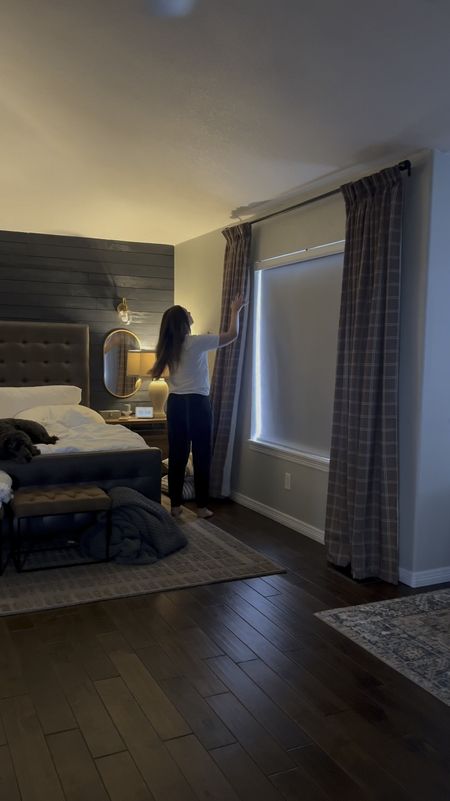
[0,509,14,574]
[105,509,112,561]
[13,517,23,572]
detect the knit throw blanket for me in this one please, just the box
[80,486,187,564]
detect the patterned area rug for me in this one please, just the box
[0,511,283,616]
[316,589,450,706]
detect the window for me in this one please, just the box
[252,248,344,460]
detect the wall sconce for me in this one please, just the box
[116,298,130,325]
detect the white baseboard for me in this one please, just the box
[399,565,450,588]
[231,491,324,544]
[231,492,450,586]
[231,494,450,586]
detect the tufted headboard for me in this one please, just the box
[0,321,90,405]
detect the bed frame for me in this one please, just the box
[0,321,161,501]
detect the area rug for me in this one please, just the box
[0,512,283,616]
[316,589,450,706]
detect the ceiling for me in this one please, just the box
[1,0,450,245]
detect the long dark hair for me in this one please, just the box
[152,305,191,378]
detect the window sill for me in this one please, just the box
[248,439,330,473]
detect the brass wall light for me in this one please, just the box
[116,298,130,325]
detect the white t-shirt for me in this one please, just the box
[167,334,220,396]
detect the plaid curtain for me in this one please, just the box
[325,167,403,584]
[210,223,252,497]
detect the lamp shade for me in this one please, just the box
[126,349,169,418]
[126,350,168,378]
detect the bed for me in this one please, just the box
[0,321,161,502]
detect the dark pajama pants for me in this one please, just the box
[167,393,212,508]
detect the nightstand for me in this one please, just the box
[106,416,169,459]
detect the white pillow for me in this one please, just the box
[15,404,105,427]
[0,385,82,418]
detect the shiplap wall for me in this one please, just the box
[0,229,174,410]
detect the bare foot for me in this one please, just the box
[197,507,213,519]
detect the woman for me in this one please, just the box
[152,294,246,518]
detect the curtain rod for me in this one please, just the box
[249,160,412,227]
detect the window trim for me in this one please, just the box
[248,439,330,473]
[255,239,345,271]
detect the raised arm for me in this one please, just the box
[218,293,247,347]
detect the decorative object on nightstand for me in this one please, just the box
[135,406,153,418]
[99,409,121,421]
[126,350,169,418]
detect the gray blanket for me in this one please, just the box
[80,486,187,564]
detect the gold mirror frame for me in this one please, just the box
[103,329,143,398]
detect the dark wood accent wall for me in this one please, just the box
[0,229,174,410]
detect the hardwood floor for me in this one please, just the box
[0,500,449,801]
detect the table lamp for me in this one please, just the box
[126,350,169,418]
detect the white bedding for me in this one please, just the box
[37,421,148,454]
[14,404,149,455]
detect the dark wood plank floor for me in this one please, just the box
[1,501,449,801]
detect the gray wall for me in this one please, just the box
[0,229,174,410]
[398,152,432,575]
[401,150,450,576]
[175,228,226,376]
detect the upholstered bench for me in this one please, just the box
[11,485,112,572]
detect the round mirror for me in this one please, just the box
[103,329,142,398]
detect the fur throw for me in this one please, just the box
[0,419,58,463]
